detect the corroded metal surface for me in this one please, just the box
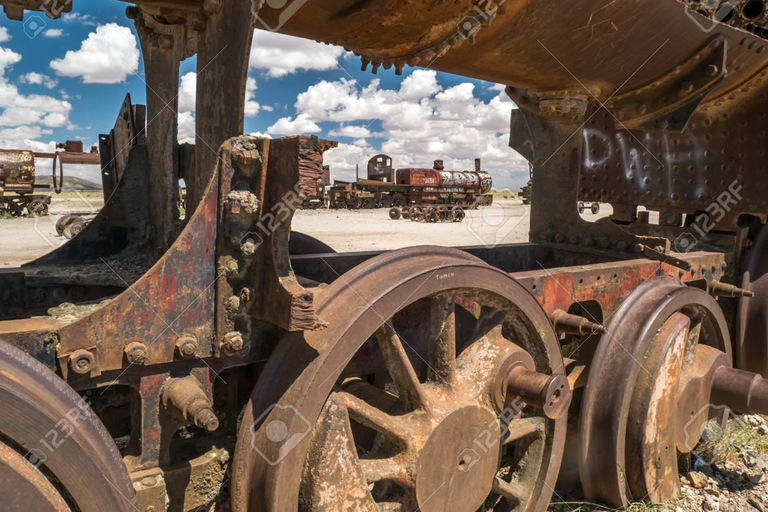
[232,247,568,512]
[0,340,137,510]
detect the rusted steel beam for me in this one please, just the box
[190,0,254,213]
[131,7,189,255]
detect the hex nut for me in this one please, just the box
[69,349,95,375]
[175,335,198,359]
[222,332,244,353]
[124,342,149,365]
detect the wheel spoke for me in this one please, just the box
[359,457,408,483]
[332,392,410,445]
[493,476,525,505]
[375,324,431,411]
[428,293,457,385]
[503,416,545,445]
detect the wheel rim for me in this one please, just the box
[579,277,731,508]
[0,340,136,511]
[232,247,567,512]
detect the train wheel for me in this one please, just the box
[55,215,76,237]
[334,199,347,210]
[402,207,411,220]
[590,203,600,215]
[453,207,466,222]
[388,207,401,220]
[0,340,136,511]
[577,202,585,214]
[232,247,568,512]
[410,206,424,222]
[27,200,49,217]
[580,278,732,508]
[7,201,23,217]
[391,194,407,208]
[425,206,439,223]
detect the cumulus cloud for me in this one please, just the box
[19,72,57,89]
[267,113,321,135]
[62,13,97,26]
[282,70,528,188]
[176,72,260,143]
[44,29,65,38]
[0,47,21,74]
[249,31,344,77]
[0,43,71,133]
[0,27,10,43]
[328,125,372,138]
[50,23,139,84]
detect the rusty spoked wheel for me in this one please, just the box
[232,247,568,512]
[580,277,732,508]
[0,340,136,511]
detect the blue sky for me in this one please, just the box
[0,0,529,188]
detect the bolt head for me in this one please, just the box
[175,335,198,359]
[222,332,244,353]
[124,342,148,365]
[69,349,95,375]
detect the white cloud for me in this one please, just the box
[399,70,442,101]
[249,31,344,77]
[244,77,260,116]
[178,111,196,145]
[0,47,21,75]
[0,27,10,43]
[50,23,139,84]
[44,29,65,38]
[328,125,372,138]
[262,105,274,112]
[178,72,196,113]
[286,73,527,188]
[19,72,57,89]
[62,13,97,26]
[267,113,321,135]
[0,43,72,132]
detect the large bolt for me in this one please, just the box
[69,349,95,375]
[162,376,220,432]
[124,342,149,365]
[550,309,607,336]
[222,332,244,353]
[710,280,755,298]
[175,335,198,359]
[505,364,572,419]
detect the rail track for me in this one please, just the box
[1,1,768,511]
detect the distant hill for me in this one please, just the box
[35,176,102,191]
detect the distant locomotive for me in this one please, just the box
[0,141,101,217]
[326,154,493,209]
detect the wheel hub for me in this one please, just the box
[415,405,499,512]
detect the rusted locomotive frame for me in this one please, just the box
[328,155,493,210]
[0,142,99,217]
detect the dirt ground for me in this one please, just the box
[1,199,610,267]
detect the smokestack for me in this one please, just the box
[475,158,481,172]
[434,160,444,170]
[356,164,359,182]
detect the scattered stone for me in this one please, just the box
[749,497,767,512]
[688,471,708,489]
